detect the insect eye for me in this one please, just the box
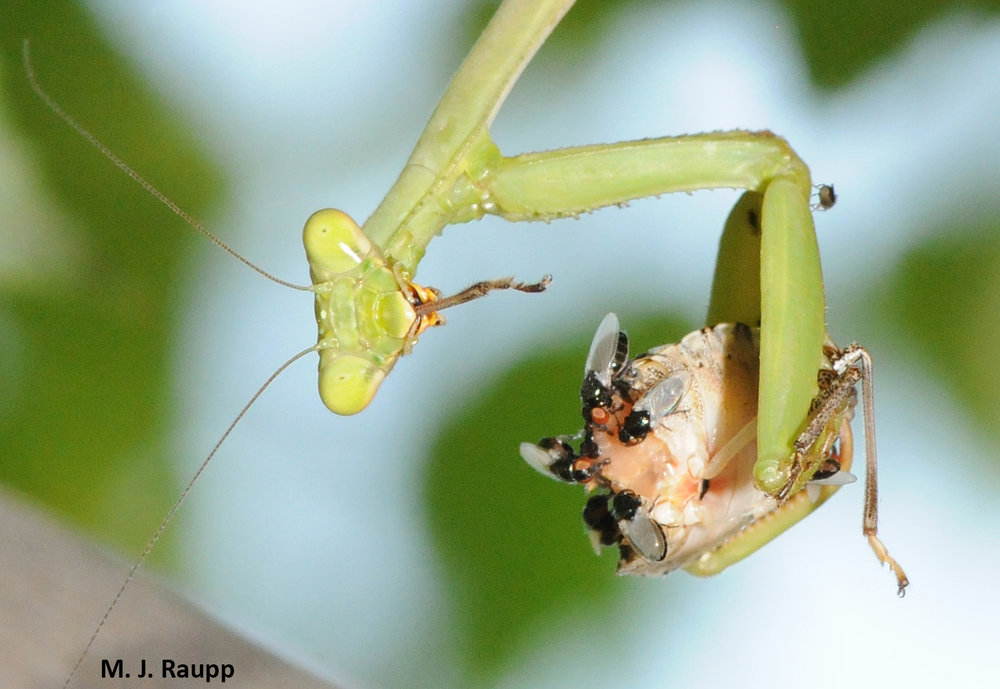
[316,353,386,415]
[302,208,377,278]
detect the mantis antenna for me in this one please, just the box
[22,40,312,292]
[58,345,317,689]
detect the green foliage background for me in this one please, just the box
[2,1,999,686]
[1,1,223,559]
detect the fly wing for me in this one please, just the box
[518,442,560,479]
[634,371,691,421]
[804,469,856,504]
[619,507,667,562]
[585,313,621,386]
[808,470,857,486]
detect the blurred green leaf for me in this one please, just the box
[788,0,1000,89]
[876,224,1000,449]
[0,1,223,558]
[424,311,692,684]
[462,0,1000,90]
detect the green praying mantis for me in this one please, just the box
[29,0,908,685]
[301,0,904,595]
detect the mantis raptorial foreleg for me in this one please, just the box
[410,129,824,496]
[474,132,811,220]
[469,3,902,593]
[350,0,827,496]
[473,138,825,493]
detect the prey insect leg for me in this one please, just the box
[788,345,909,595]
[839,346,909,596]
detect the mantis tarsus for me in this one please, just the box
[28,0,907,685]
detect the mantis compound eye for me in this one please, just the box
[317,354,386,416]
[302,208,377,279]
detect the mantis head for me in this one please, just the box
[303,210,551,415]
[303,209,424,415]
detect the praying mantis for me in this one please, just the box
[303,0,903,594]
[26,0,910,685]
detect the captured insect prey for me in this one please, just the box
[520,314,909,591]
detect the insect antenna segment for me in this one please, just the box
[22,39,312,292]
[58,345,318,689]
[24,40,339,686]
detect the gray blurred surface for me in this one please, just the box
[0,486,342,689]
